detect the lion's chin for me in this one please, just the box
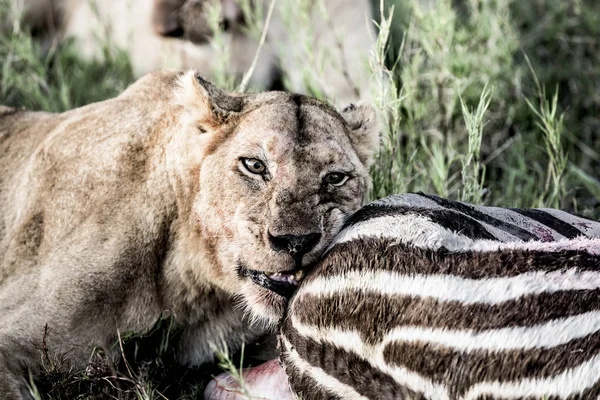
[240,282,289,329]
[236,261,309,327]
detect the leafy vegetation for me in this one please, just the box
[0,0,133,112]
[368,0,599,215]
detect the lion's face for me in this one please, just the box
[170,72,378,325]
[152,0,244,43]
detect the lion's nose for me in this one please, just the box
[268,232,322,258]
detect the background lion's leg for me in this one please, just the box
[0,358,30,400]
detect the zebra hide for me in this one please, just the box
[205,193,600,400]
[333,192,600,251]
[280,193,600,399]
[280,237,600,399]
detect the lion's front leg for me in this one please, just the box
[174,305,266,368]
[0,229,167,394]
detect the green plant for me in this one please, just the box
[459,85,493,204]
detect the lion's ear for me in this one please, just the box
[173,70,244,131]
[340,103,380,167]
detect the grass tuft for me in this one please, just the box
[459,84,493,204]
[525,88,567,209]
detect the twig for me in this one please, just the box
[237,0,277,92]
[116,327,136,381]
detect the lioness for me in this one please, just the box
[0,70,378,399]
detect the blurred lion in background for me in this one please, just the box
[7,0,375,103]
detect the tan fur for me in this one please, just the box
[0,70,378,399]
[7,0,375,103]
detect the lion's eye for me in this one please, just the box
[323,172,348,186]
[242,158,266,174]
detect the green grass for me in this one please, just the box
[1,0,600,397]
[0,12,133,112]
[366,0,599,217]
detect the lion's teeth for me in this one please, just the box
[268,272,288,282]
[267,270,305,286]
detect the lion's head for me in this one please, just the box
[167,71,378,326]
[151,0,245,43]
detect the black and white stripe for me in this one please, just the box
[280,194,600,400]
[334,193,600,251]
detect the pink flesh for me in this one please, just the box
[204,359,294,400]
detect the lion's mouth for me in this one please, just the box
[238,263,305,298]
